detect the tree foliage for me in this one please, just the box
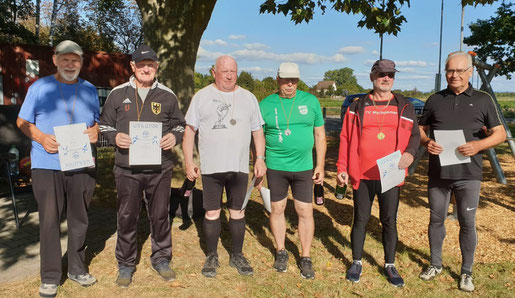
[464,2,514,79]
[324,67,358,86]
[324,67,363,94]
[259,0,411,36]
[0,0,36,43]
[237,71,256,92]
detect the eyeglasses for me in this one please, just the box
[446,67,471,75]
[377,72,395,79]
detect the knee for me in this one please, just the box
[205,209,221,220]
[271,200,286,215]
[229,208,245,220]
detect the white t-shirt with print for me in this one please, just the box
[185,84,264,174]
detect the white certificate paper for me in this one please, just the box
[434,130,471,166]
[241,176,271,213]
[54,123,94,171]
[376,150,405,193]
[129,121,162,166]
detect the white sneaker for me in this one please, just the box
[459,274,475,292]
[67,272,97,287]
[39,283,57,297]
[420,266,442,281]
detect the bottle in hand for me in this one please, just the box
[180,178,195,198]
[335,184,347,200]
[314,184,324,205]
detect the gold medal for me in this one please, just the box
[377,132,385,140]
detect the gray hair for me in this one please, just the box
[213,55,237,72]
[445,51,473,70]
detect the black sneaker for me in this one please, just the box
[273,249,289,272]
[230,253,254,276]
[116,266,134,288]
[201,252,220,278]
[385,265,405,287]
[298,257,315,279]
[346,261,362,283]
[152,261,176,281]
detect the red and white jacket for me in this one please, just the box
[336,93,420,190]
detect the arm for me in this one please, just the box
[16,117,59,153]
[419,125,443,155]
[83,122,99,144]
[162,94,186,150]
[398,104,420,169]
[336,109,351,186]
[182,125,200,180]
[312,125,326,184]
[251,128,267,189]
[457,125,506,156]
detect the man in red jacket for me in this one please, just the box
[336,59,420,287]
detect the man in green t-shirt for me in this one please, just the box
[259,62,326,279]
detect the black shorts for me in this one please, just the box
[201,172,249,211]
[266,168,313,203]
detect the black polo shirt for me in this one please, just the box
[418,84,502,180]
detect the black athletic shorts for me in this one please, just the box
[266,168,313,203]
[201,172,249,211]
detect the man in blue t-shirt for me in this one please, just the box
[17,40,99,297]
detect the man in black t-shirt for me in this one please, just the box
[418,51,506,292]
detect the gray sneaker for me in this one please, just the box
[298,257,315,279]
[152,262,176,281]
[230,253,254,276]
[116,266,134,288]
[202,252,220,278]
[420,265,442,281]
[39,283,57,297]
[67,272,97,287]
[273,249,289,272]
[346,261,362,283]
[459,274,475,292]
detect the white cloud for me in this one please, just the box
[338,46,365,54]
[243,43,270,50]
[196,46,226,61]
[400,75,432,80]
[230,49,346,64]
[396,61,427,67]
[371,50,379,56]
[228,34,246,40]
[240,66,275,74]
[201,39,228,46]
[365,59,428,68]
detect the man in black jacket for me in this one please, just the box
[100,44,185,287]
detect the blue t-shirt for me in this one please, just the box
[18,75,100,170]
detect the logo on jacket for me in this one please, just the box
[298,105,308,115]
[151,102,161,115]
[123,98,132,104]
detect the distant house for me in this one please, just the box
[315,80,337,95]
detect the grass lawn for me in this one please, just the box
[0,136,513,297]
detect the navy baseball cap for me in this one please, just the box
[132,44,158,62]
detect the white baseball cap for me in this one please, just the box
[277,62,300,79]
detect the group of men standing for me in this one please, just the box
[16,40,505,297]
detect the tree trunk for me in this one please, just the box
[49,0,59,45]
[36,0,40,42]
[136,0,217,112]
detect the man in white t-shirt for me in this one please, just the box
[182,55,266,278]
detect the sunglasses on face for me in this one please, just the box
[377,72,395,79]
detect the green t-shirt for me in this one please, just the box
[259,90,324,172]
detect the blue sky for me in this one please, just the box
[195,0,513,92]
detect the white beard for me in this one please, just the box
[58,68,80,82]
